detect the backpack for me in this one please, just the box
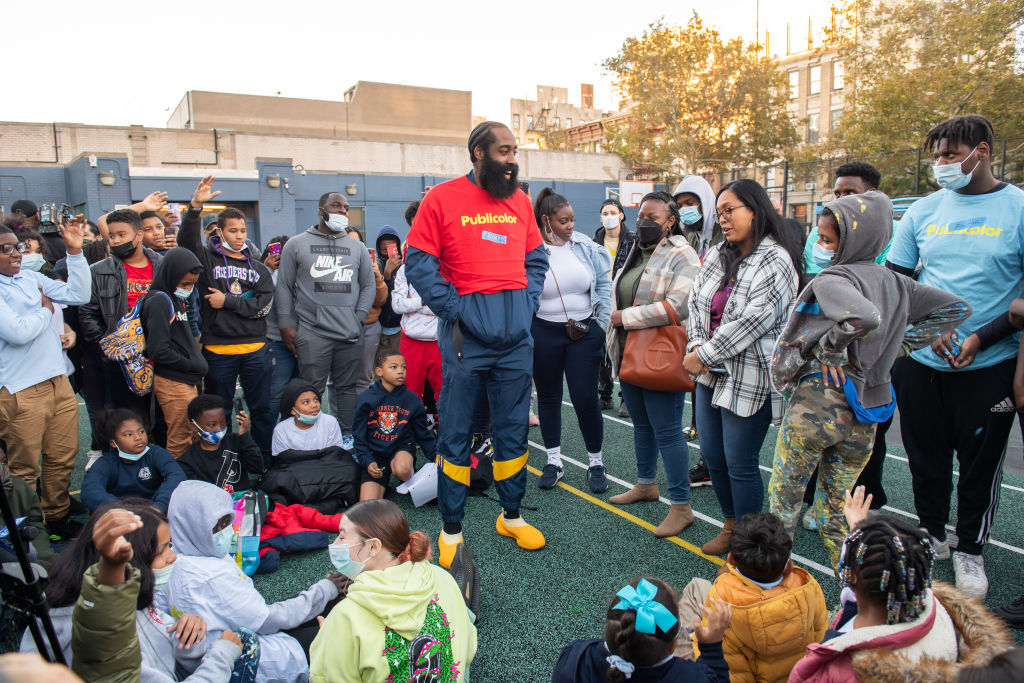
[231,490,269,576]
[468,451,493,495]
[98,291,173,396]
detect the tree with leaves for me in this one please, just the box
[602,15,798,176]
[829,0,1024,157]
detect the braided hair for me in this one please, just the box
[603,577,680,683]
[839,516,936,625]
[924,114,995,154]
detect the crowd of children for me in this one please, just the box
[4,114,1024,680]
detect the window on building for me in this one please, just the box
[554,117,560,128]
[565,118,572,128]
[527,115,534,130]
[788,71,799,99]
[766,166,776,187]
[832,61,845,90]
[513,114,520,129]
[807,113,820,144]
[830,108,842,133]
[809,66,821,95]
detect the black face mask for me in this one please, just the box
[636,218,665,247]
[110,238,138,261]
[478,155,519,199]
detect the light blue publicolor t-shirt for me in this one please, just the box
[803,222,895,274]
[887,183,1024,371]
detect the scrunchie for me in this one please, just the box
[606,654,635,679]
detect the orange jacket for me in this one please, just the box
[707,563,827,683]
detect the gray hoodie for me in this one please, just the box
[167,481,337,683]
[275,226,375,341]
[771,191,972,408]
[671,175,723,255]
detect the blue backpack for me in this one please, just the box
[98,291,173,396]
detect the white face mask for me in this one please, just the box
[212,525,235,557]
[325,213,349,233]
[933,146,980,191]
[152,563,174,592]
[601,214,620,230]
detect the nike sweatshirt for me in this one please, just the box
[275,226,376,342]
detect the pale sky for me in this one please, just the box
[8,0,831,128]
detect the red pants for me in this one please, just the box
[399,332,442,410]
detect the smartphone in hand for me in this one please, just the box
[268,242,282,255]
[233,397,244,415]
[386,243,399,259]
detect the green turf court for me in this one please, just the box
[65,387,1024,682]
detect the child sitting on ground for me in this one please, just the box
[271,378,343,456]
[352,348,436,502]
[768,191,970,571]
[178,394,264,494]
[676,512,827,682]
[789,487,1013,681]
[167,481,350,683]
[552,577,731,682]
[81,410,186,513]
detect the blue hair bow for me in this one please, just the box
[614,578,679,635]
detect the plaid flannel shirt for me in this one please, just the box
[687,237,799,418]
[606,234,701,371]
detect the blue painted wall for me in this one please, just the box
[0,158,645,247]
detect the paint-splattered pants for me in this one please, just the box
[768,376,876,572]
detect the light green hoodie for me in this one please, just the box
[310,561,476,683]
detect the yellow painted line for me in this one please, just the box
[525,464,725,567]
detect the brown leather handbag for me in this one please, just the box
[618,300,695,392]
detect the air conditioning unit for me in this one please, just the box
[804,182,817,190]
[787,184,796,191]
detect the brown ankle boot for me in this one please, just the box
[609,483,660,505]
[701,518,736,555]
[653,504,694,538]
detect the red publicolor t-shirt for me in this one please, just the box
[124,260,154,308]
[405,175,542,295]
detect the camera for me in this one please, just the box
[37,203,73,234]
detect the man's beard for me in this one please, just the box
[479,155,519,199]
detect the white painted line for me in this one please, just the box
[582,402,1024,495]
[530,440,837,578]
[575,402,1024,556]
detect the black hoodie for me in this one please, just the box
[179,207,274,345]
[352,381,435,470]
[141,248,209,384]
[375,225,403,329]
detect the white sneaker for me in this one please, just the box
[952,551,988,599]
[920,527,950,560]
[85,450,103,472]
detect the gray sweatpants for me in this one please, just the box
[295,326,364,433]
[356,321,382,395]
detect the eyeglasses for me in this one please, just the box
[714,205,749,223]
[0,242,28,256]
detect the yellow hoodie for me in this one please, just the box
[706,564,827,683]
[309,561,477,683]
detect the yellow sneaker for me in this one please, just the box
[495,514,546,550]
[438,531,463,570]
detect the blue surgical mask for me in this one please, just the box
[218,231,246,253]
[192,420,227,445]
[212,525,235,557]
[118,445,150,462]
[20,253,46,271]
[328,539,374,578]
[174,287,193,300]
[152,563,174,593]
[811,242,836,269]
[680,206,702,226]
[295,411,320,425]
[325,214,349,233]
[933,146,980,191]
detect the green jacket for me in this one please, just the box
[71,563,141,683]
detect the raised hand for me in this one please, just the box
[843,485,873,530]
[59,214,87,254]
[694,598,732,644]
[140,191,169,212]
[191,176,222,209]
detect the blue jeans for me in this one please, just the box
[694,382,771,519]
[203,346,274,463]
[268,340,298,419]
[619,380,689,505]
